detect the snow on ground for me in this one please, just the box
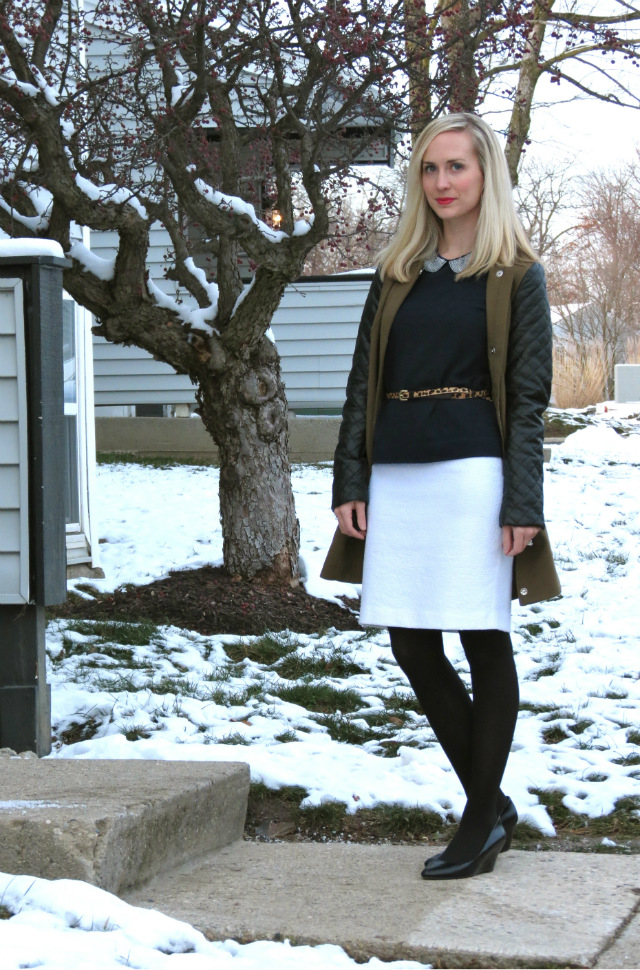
[52,424,640,833]
[0,872,424,970]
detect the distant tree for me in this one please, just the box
[551,160,640,398]
[0,0,638,583]
[515,158,577,259]
[303,167,405,274]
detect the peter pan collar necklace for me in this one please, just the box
[423,252,471,273]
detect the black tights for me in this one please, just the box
[389,626,519,864]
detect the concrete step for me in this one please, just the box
[125,841,640,969]
[0,759,249,894]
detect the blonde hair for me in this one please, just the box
[378,113,538,281]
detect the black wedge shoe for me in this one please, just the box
[424,797,518,868]
[421,822,506,880]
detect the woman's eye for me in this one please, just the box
[423,165,436,173]
[451,163,464,171]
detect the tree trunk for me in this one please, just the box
[196,333,300,583]
[505,2,552,185]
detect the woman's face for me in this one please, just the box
[421,130,484,226]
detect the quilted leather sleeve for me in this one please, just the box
[331,272,382,509]
[500,262,552,527]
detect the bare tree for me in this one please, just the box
[515,158,578,259]
[403,1,640,181]
[0,0,639,584]
[551,160,640,398]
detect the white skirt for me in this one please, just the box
[359,458,512,632]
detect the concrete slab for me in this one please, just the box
[0,760,249,894]
[125,842,640,969]
[595,903,640,969]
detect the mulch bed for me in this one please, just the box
[54,565,362,636]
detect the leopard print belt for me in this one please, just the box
[385,386,491,402]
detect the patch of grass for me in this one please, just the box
[93,672,141,692]
[121,721,153,741]
[205,683,266,706]
[97,452,219,468]
[0,905,12,919]
[276,647,367,681]
[274,730,298,743]
[612,754,640,767]
[547,619,561,629]
[223,634,300,665]
[142,675,202,697]
[312,713,379,745]
[357,803,449,840]
[270,681,363,714]
[377,738,428,758]
[521,623,544,636]
[541,725,571,744]
[297,800,348,831]
[360,710,395,728]
[55,715,101,746]
[247,782,308,810]
[382,690,424,715]
[627,729,640,745]
[216,732,252,745]
[569,719,594,736]
[530,789,640,839]
[520,702,567,716]
[581,798,640,838]
[65,618,161,647]
[606,551,629,569]
[529,663,562,680]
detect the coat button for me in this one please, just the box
[520,587,528,596]
[527,539,534,546]
[496,269,504,277]
[490,347,496,354]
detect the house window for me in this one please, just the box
[63,297,99,569]
[63,299,81,527]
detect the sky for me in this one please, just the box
[515,80,639,176]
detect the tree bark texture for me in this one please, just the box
[196,336,300,583]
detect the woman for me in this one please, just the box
[321,113,561,880]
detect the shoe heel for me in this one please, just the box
[478,839,503,874]
[500,799,518,853]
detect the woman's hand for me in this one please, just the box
[334,501,367,539]
[502,525,540,557]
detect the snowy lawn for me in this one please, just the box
[45,415,640,836]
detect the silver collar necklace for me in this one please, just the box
[423,252,471,274]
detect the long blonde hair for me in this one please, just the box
[378,113,538,281]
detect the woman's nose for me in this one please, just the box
[435,169,450,190]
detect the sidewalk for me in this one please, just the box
[2,758,637,968]
[125,840,640,969]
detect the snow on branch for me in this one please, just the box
[193,179,312,243]
[69,241,116,281]
[73,173,149,220]
[147,275,219,336]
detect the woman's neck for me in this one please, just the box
[438,219,479,260]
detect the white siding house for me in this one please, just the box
[93,275,373,414]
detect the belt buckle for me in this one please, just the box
[398,389,410,402]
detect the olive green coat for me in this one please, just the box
[321,260,562,608]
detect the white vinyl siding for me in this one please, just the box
[93,277,373,412]
[0,279,29,603]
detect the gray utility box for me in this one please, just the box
[0,253,68,755]
[614,364,640,404]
